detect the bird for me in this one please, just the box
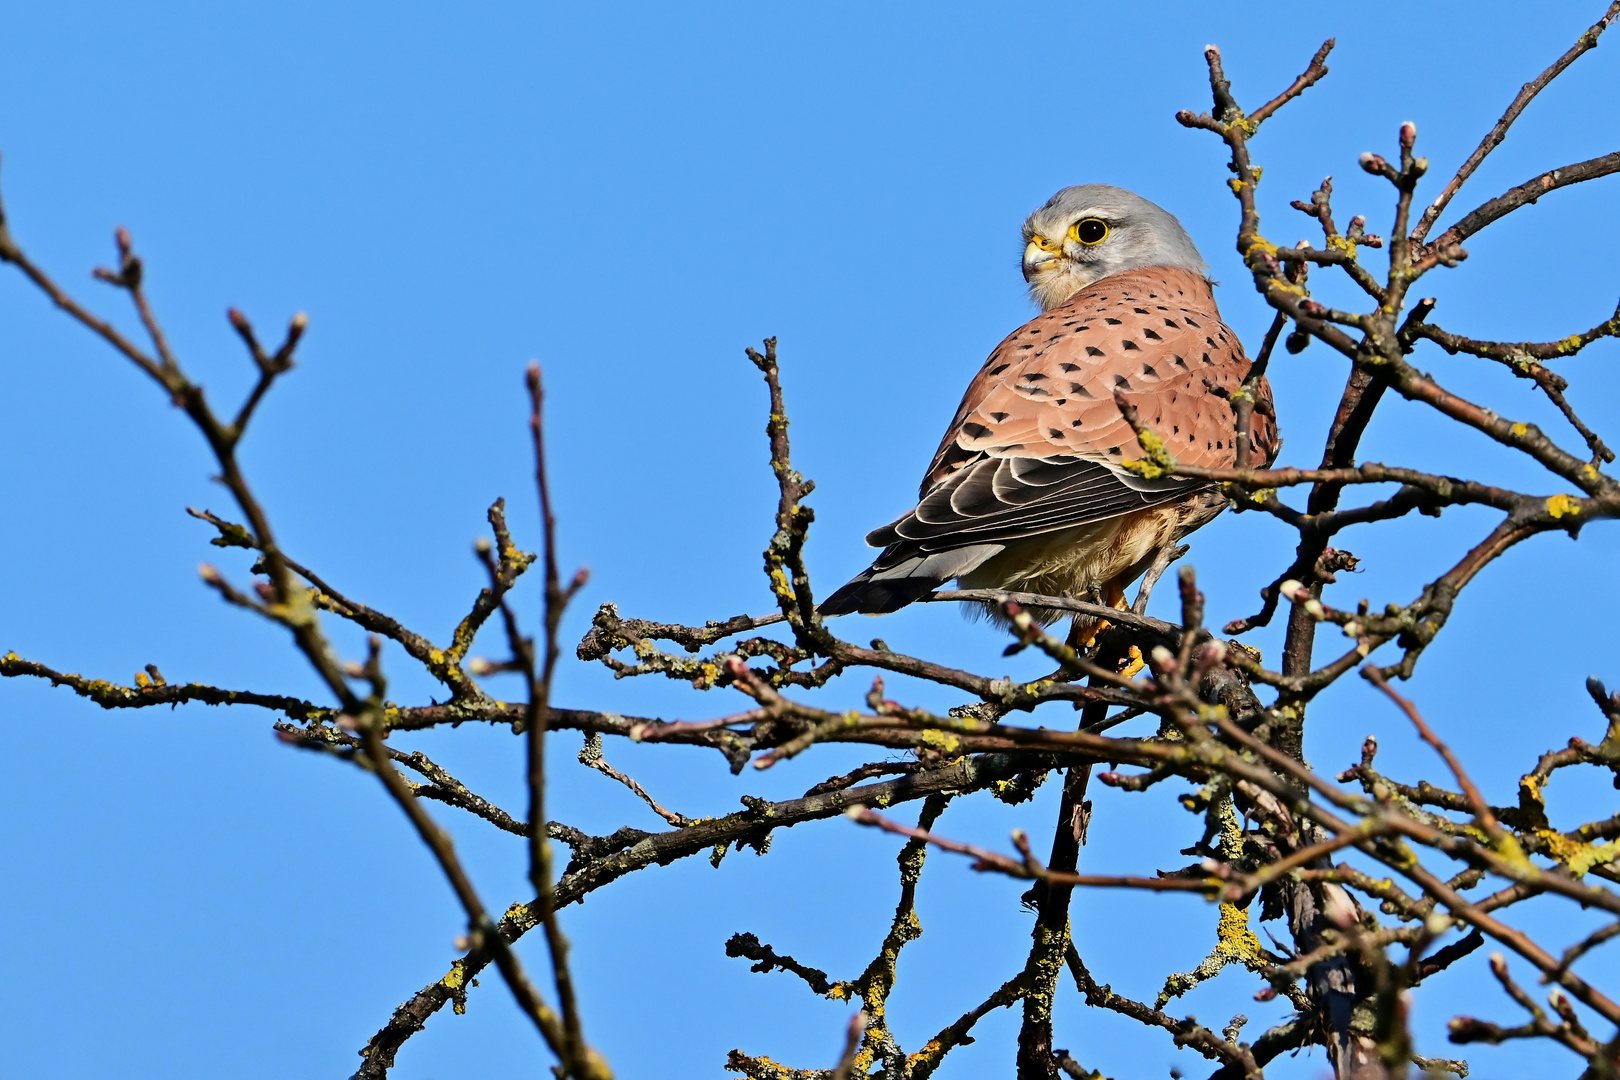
[819,184,1279,634]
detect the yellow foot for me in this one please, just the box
[1066,580,1134,650]
[1068,617,1107,650]
[1118,645,1146,679]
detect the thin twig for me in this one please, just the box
[1413,2,1620,242]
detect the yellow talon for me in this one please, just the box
[1119,644,1146,680]
[1068,617,1107,650]
[1067,580,1133,650]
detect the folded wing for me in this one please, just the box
[819,267,1277,616]
[819,454,1198,614]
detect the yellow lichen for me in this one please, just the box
[1117,428,1176,480]
[1492,832,1534,871]
[1568,842,1620,877]
[440,961,469,1014]
[1510,422,1528,437]
[1536,830,1619,877]
[1547,494,1581,519]
[1215,902,1264,964]
[1153,898,1266,1009]
[733,1054,803,1079]
[1324,234,1369,258]
[909,1038,947,1071]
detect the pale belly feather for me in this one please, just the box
[957,494,1226,626]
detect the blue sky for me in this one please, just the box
[2,2,1618,1078]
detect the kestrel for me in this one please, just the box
[820,185,1279,628]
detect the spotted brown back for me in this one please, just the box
[819,266,1278,616]
[923,266,1277,493]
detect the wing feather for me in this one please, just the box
[871,453,1194,552]
[820,266,1279,616]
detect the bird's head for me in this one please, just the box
[1021,185,1209,311]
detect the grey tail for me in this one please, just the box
[817,544,1003,616]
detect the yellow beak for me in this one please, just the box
[1023,236,1062,281]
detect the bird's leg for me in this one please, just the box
[1065,580,1137,658]
[1065,615,1101,651]
[1098,580,1148,679]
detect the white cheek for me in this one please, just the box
[1029,265,1094,311]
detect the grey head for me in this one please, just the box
[1021,184,1208,311]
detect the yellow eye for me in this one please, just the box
[1069,218,1108,245]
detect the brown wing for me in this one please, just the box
[923,266,1276,492]
[819,267,1277,615]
